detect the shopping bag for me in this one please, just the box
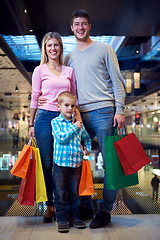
[32,145,48,203]
[79,160,94,196]
[114,132,150,175]
[17,156,36,206]
[105,135,139,190]
[10,144,32,179]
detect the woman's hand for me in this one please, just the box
[29,126,35,138]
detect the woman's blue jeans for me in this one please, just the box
[81,106,116,213]
[53,163,82,222]
[34,109,59,206]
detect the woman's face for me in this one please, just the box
[45,37,61,62]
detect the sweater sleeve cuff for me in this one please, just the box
[116,105,125,114]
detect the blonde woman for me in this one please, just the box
[29,32,77,223]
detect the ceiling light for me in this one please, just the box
[126,78,132,93]
[133,72,140,89]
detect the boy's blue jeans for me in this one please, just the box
[81,106,116,213]
[53,163,82,222]
[35,109,59,206]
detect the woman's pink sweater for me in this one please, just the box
[30,64,77,111]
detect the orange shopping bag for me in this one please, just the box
[10,143,32,179]
[79,160,94,196]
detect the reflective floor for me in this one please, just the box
[0,138,160,217]
[1,214,160,240]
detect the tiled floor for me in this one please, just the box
[0,214,160,240]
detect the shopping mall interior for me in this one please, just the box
[0,0,160,239]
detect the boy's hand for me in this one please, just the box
[74,121,82,129]
[81,146,90,156]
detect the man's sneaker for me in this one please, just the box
[73,219,86,229]
[58,222,69,233]
[89,210,111,229]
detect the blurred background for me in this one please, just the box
[0,0,160,217]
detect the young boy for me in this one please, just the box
[51,91,91,233]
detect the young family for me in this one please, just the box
[29,9,126,233]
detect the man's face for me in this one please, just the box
[71,17,91,42]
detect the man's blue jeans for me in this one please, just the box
[53,163,82,222]
[35,109,59,206]
[81,106,116,213]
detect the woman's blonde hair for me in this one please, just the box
[40,32,63,65]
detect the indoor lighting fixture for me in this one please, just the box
[126,78,132,93]
[15,86,18,92]
[133,72,140,89]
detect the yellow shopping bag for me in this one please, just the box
[32,139,48,203]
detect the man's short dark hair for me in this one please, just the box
[70,9,91,25]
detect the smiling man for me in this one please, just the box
[64,9,126,229]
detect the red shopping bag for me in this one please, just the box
[17,155,36,206]
[114,132,150,175]
[10,144,32,179]
[79,160,94,196]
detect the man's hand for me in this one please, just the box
[37,91,47,107]
[73,108,82,122]
[113,114,125,133]
[37,97,47,107]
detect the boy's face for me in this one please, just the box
[71,17,91,42]
[58,96,76,120]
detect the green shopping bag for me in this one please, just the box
[104,134,139,190]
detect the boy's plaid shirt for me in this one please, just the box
[51,114,91,167]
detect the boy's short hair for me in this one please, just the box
[57,91,77,104]
[70,9,91,25]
